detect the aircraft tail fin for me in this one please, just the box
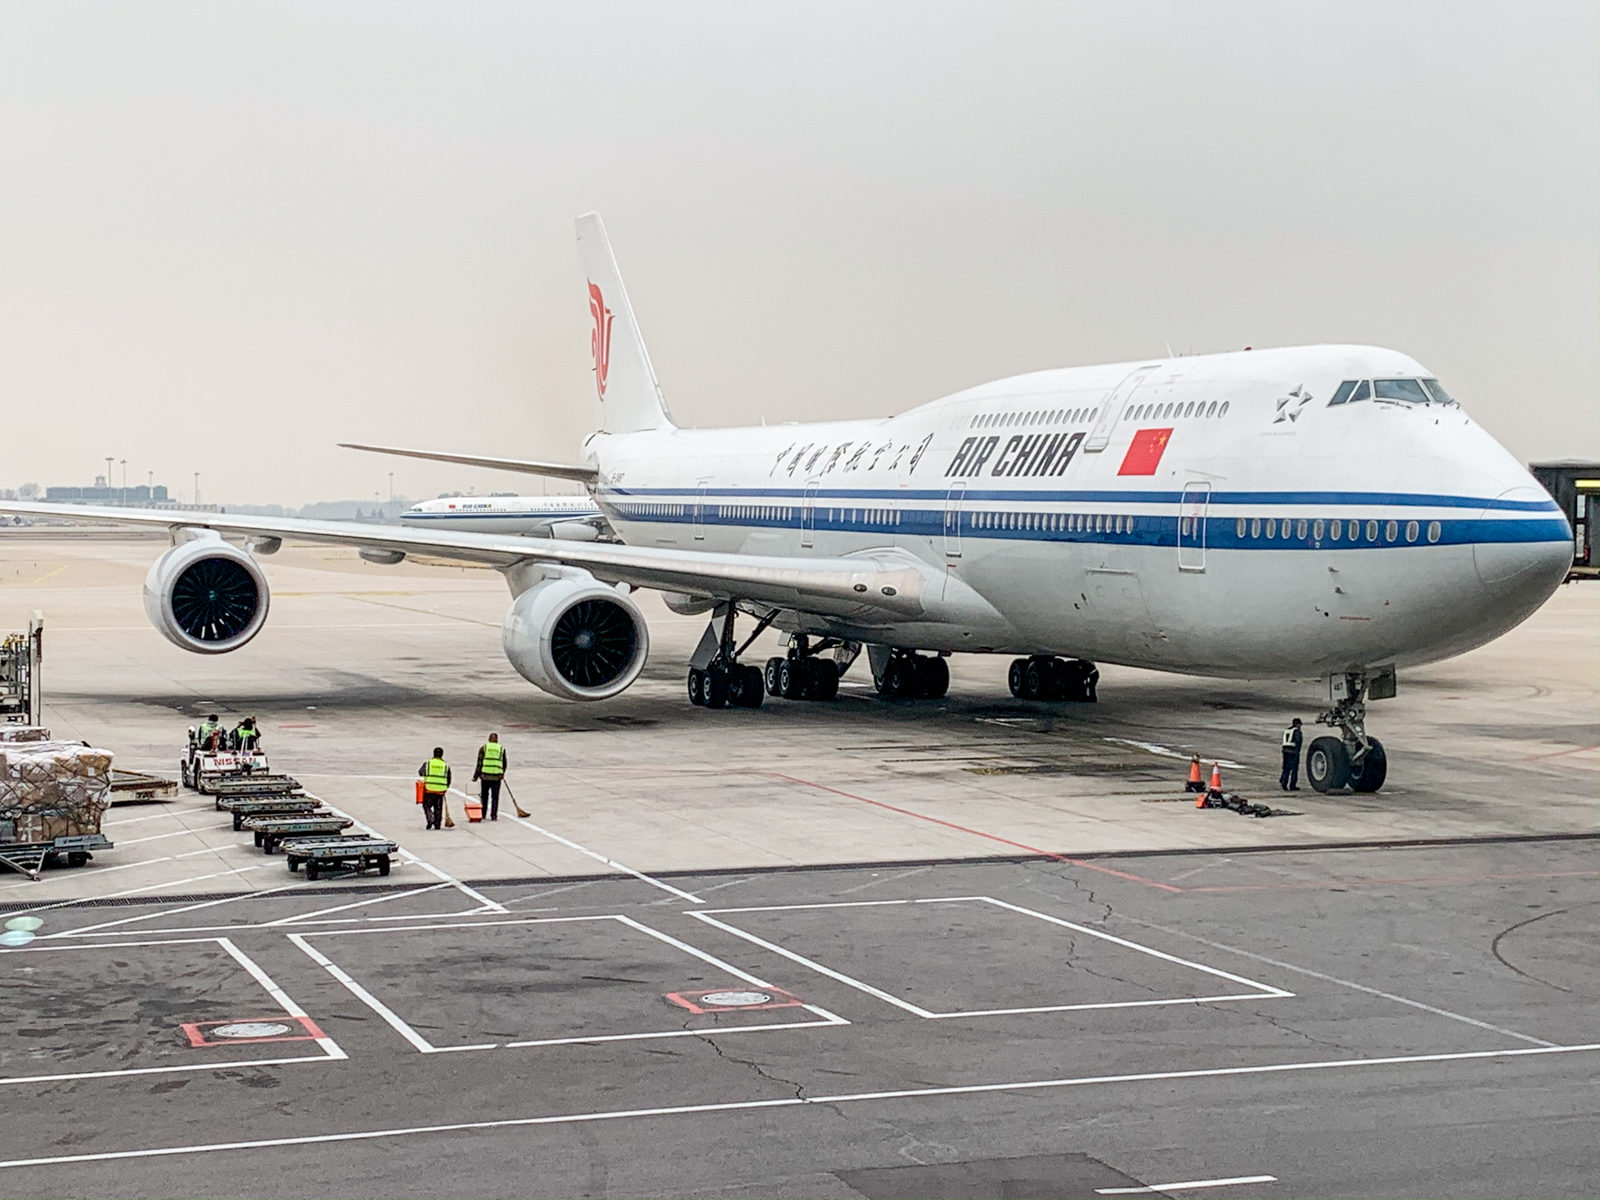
[575,213,675,434]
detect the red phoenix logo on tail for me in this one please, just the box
[588,281,614,399]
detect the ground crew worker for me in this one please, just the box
[1280,717,1303,791]
[197,714,223,751]
[418,747,451,830]
[233,717,261,751]
[473,733,507,821]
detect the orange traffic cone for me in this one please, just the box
[1208,762,1224,799]
[1185,756,1204,793]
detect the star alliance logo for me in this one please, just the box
[1273,385,1313,424]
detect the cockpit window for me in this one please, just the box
[1328,380,1357,406]
[1373,378,1432,404]
[1347,380,1370,403]
[1420,378,1456,405]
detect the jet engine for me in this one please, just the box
[502,575,649,701]
[143,535,270,653]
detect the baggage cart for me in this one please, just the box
[219,796,322,831]
[0,831,113,881]
[208,775,303,809]
[281,835,397,881]
[243,814,352,853]
[109,768,179,805]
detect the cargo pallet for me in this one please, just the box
[282,835,397,881]
[109,768,179,805]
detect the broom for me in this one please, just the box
[442,792,455,829]
[502,779,531,820]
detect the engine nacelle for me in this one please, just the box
[661,591,716,616]
[143,535,270,654]
[502,576,649,701]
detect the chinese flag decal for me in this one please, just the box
[1118,428,1173,476]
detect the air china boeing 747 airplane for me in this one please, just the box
[0,215,1572,794]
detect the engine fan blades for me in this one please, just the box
[549,598,639,689]
[169,557,261,642]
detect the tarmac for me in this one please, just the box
[0,534,1595,1198]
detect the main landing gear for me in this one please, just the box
[764,633,850,702]
[1306,669,1388,794]
[1007,656,1098,702]
[872,649,950,700]
[686,605,771,710]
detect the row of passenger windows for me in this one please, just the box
[1328,378,1456,407]
[723,504,792,522]
[618,502,688,519]
[969,406,1097,430]
[975,510,1131,534]
[1126,399,1228,421]
[1230,516,1442,544]
[827,507,901,525]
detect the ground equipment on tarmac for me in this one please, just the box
[243,813,353,853]
[0,738,115,879]
[207,774,304,808]
[108,768,179,804]
[282,834,398,880]
[219,795,322,830]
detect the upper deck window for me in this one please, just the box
[1373,378,1432,404]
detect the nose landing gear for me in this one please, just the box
[1308,669,1388,793]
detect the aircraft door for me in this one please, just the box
[1178,481,1210,572]
[694,483,708,541]
[1084,365,1158,453]
[801,481,819,548]
[943,483,965,558]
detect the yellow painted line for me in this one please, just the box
[28,565,66,584]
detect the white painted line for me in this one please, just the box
[693,896,1290,1018]
[504,807,703,904]
[0,1044,1591,1168]
[48,883,312,939]
[292,913,844,1053]
[104,808,213,827]
[1101,737,1247,770]
[287,932,437,1054]
[50,908,496,938]
[116,829,207,846]
[1096,1175,1277,1194]
[1118,914,1560,1048]
[2,865,267,916]
[504,1015,844,1049]
[305,790,508,914]
[0,935,344,1083]
[262,882,455,926]
[0,856,175,894]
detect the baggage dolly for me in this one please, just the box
[219,796,323,831]
[243,814,352,853]
[209,775,303,810]
[282,835,398,881]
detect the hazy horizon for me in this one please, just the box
[2,2,1595,506]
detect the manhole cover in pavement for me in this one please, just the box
[4,916,43,932]
[699,990,773,1007]
[0,930,35,947]
[210,1022,293,1039]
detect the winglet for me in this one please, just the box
[575,213,675,434]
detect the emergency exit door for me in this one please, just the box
[1178,482,1210,571]
[694,483,708,540]
[801,481,819,548]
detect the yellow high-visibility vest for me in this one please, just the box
[422,757,449,792]
[480,743,505,776]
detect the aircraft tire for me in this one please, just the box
[1008,659,1027,698]
[704,666,729,709]
[881,658,910,699]
[1306,736,1349,793]
[919,655,950,700]
[1349,738,1387,792]
[1023,658,1049,700]
[764,658,783,696]
[687,668,706,706]
[801,657,837,700]
[736,665,765,708]
[777,659,797,699]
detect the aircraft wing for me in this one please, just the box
[338,443,599,485]
[0,502,927,620]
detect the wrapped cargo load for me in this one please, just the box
[0,725,51,743]
[0,741,114,845]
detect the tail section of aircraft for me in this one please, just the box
[575,213,675,435]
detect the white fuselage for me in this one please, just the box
[401,495,603,537]
[586,345,1571,679]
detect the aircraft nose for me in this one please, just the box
[1472,486,1571,607]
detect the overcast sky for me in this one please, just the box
[1,2,1594,506]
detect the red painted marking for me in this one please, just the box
[1184,869,1600,894]
[664,987,804,1015]
[180,1016,323,1048]
[766,773,1182,892]
[1117,428,1173,476]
